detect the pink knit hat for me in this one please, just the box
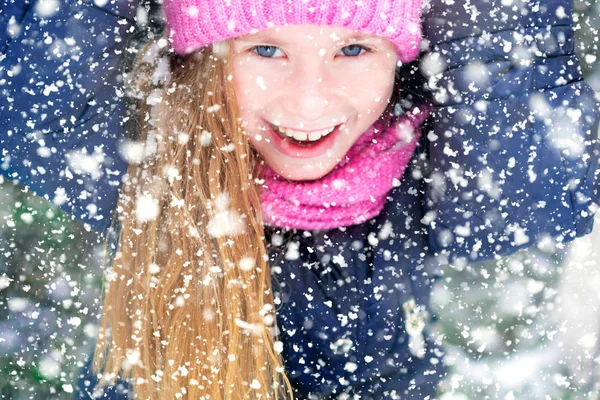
[162,0,423,64]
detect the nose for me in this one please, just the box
[282,62,332,124]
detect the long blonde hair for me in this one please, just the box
[92,38,294,399]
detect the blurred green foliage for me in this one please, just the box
[0,176,105,399]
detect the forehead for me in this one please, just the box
[234,24,386,45]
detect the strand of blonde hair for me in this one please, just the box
[92,39,294,400]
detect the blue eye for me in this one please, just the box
[253,45,281,58]
[251,44,369,59]
[340,45,366,57]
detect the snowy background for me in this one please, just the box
[0,0,599,398]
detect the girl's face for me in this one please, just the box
[231,25,398,181]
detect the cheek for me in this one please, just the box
[368,63,396,96]
[348,74,395,113]
[233,62,263,112]
[232,60,286,113]
[232,75,256,113]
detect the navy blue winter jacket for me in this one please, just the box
[1,0,599,398]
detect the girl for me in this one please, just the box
[1,0,598,399]
[94,3,441,398]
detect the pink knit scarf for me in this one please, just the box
[260,106,430,230]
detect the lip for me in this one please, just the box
[272,124,338,133]
[264,120,343,159]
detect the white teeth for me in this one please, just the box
[274,125,336,142]
[308,131,322,141]
[293,131,308,141]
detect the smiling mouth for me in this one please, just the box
[268,123,341,144]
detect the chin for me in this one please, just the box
[269,160,337,182]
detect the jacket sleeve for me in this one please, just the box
[0,0,137,235]
[73,353,132,400]
[418,0,600,264]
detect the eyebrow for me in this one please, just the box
[343,33,375,42]
[234,33,290,47]
[234,30,379,46]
